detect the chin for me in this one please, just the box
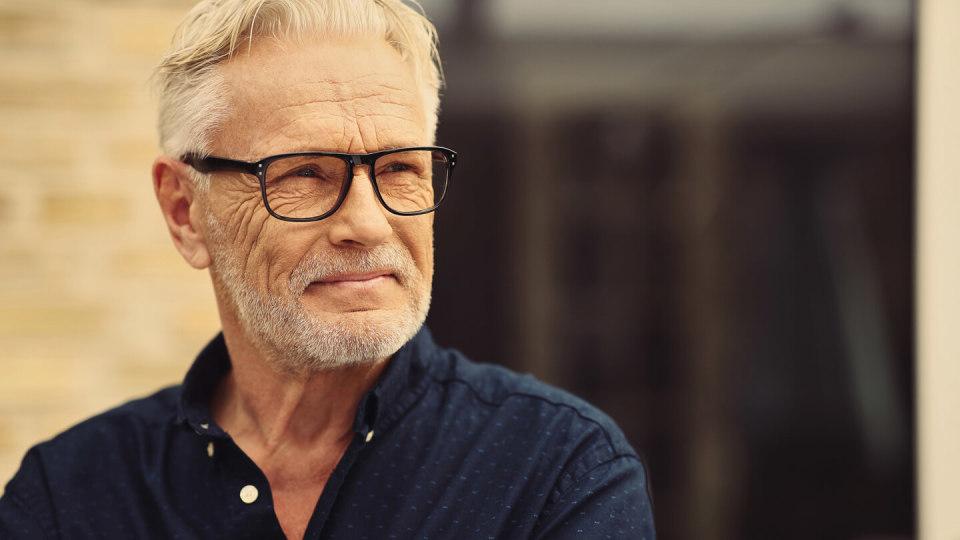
[261,304,427,373]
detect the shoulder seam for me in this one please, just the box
[557,453,640,494]
[425,373,625,455]
[535,453,643,533]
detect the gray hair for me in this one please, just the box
[154,0,442,168]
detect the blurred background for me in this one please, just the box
[0,1,915,539]
[426,1,915,539]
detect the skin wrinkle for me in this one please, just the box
[218,202,247,246]
[255,111,420,160]
[334,120,348,152]
[215,195,263,283]
[269,87,415,113]
[202,35,433,369]
[151,24,447,537]
[264,253,286,299]
[240,76,420,161]
[264,108,351,136]
[255,78,419,151]
[234,205,257,253]
[255,219,281,296]
[229,200,258,246]
[358,121,383,160]
[348,74,433,129]
[273,118,353,153]
[235,195,262,227]
[354,110,420,122]
[163,44,438,540]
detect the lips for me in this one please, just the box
[315,270,395,285]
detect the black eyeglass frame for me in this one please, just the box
[181,146,457,222]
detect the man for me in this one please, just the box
[0,0,655,538]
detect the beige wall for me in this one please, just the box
[0,0,220,490]
[918,1,960,539]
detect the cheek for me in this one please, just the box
[258,222,334,296]
[396,216,434,277]
[210,184,262,244]
[210,189,295,292]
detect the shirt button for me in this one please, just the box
[206,442,215,458]
[239,485,259,504]
[365,430,375,443]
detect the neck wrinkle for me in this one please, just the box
[212,299,388,450]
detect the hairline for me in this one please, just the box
[174,34,438,191]
[155,0,444,189]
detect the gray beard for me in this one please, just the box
[205,217,431,374]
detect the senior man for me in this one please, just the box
[0,1,655,538]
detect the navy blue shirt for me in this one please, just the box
[0,327,655,539]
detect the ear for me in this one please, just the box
[152,156,212,269]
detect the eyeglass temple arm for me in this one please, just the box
[181,154,258,175]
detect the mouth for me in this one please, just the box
[317,270,394,283]
[306,270,397,292]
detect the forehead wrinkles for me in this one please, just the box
[263,72,419,111]
[268,75,424,144]
[218,77,425,158]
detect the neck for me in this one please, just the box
[212,314,388,450]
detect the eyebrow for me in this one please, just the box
[371,142,422,151]
[280,142,422,155]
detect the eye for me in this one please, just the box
[384,162,413,173]
[375,151,430,179]
[290,165,321,178]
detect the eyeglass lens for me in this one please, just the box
[263,150,450,219]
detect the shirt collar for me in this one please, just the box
[176,326,437,438]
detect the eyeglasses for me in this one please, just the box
[181,146,457,222]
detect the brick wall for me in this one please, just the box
[0,0,221,490]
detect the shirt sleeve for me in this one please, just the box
[533,454,656,540]
[0,447,58,539]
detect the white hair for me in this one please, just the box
[154,0,443,165]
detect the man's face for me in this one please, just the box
[199,37,434,372]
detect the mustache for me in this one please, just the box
[288,244,417,294]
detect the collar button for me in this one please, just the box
[239,485,259,504]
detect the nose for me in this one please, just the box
[325,165,392,248]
